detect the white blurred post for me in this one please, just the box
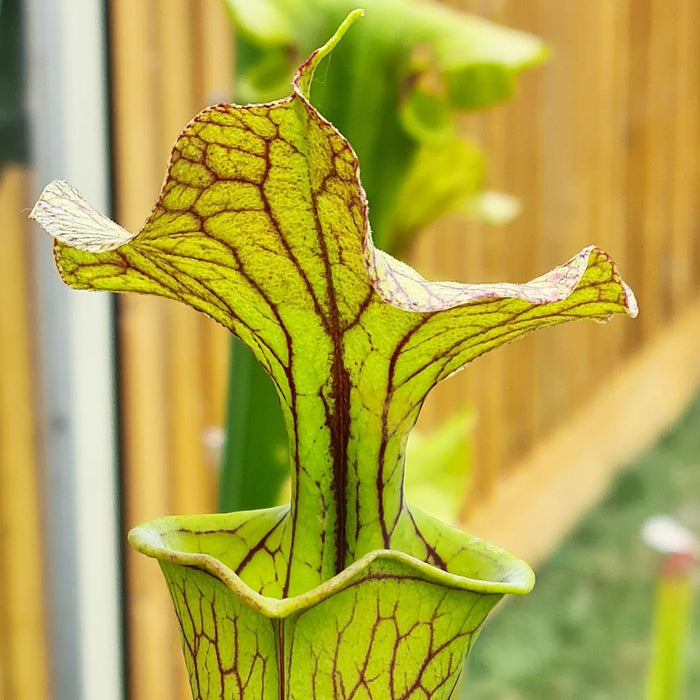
[25,0,124,699]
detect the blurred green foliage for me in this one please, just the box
[225,0,548,250]
[0,0,27,168]
[404,411,473,521]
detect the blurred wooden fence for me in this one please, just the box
[1,0,698,698]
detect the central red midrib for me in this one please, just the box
[312,207,352,577]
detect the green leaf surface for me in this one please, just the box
[646,565,695,700]
[404,411,473,522]
[391,137,484,256]
[225,0,548,95]
[130,506,531,699]
[31,12,636,697]
[222,0,294,45]
[220,338,289,511]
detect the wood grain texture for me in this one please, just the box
[670,0,699,307]
[0,167,50,700]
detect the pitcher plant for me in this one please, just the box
[30,11,637,698]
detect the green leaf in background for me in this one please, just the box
[235,42,298,104]
[646,560,695,700]
[391,137,484,257]
[0,0,28,169]
[31,13,636,697]
[220,338,288,511]
[223,0,294,45]
[404,411,473,522]
[398,85,455,147]
[224,0,549,249]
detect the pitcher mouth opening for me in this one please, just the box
[129,506,535,619]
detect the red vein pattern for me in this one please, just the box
[32,14,637,698]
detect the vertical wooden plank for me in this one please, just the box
[640,0,676,335]
[570,0,625,400]
[156,0,214,523]
[119,300,177,700]
[690,0,700,295]
[500,0,541,464]
[573,0,605,392]
[0,166,50,700]
[199,0,235,105]
[591,0,630,366]
[109,1,180,699]
[198,0,236,459]
[468,0,508,500]
[624,0,651,349]
[532,0,580,436]
[670,0,699,306]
